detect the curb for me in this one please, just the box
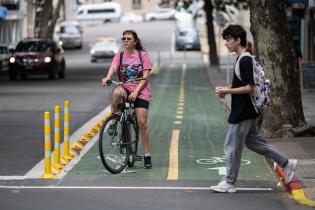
[273,162,315,207]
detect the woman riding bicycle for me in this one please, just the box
[101,29,152,169]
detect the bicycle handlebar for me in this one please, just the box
[105,78,146,86]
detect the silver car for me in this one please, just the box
[90,38,120,62]
[175,27,201,51]
[0,45,10,72]
[55,22,83,49]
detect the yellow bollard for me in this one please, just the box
[41,112,55,179]
[62,101,73,161]
[52,106,63,173]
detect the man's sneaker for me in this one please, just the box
[144,156,152,169]
[283,159,297,184]
[210,180,236,193]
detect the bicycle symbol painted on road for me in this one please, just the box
[196,156,251,175]
[196,156,251,166]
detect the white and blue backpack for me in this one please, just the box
[235,52,271,113]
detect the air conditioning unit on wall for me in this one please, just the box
[310,0,315,7]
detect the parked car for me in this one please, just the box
[0,44,10,72]
[9,38,66,80]
[175,27,200,51]
[90,37,120,62]
[54,21,83,49]
[145,8,176,21]
[120,12,144,23]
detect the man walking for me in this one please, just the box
[211,24,297,193]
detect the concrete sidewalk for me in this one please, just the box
[203,53,315,207]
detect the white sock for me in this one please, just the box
[144,153,150,157]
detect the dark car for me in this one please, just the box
[0,44,10,72]
[1,0,20,10]
[9,38,66,80]
[175,27,201,51]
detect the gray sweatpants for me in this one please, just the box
[224,119,288,184]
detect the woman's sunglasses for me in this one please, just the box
[121,37,133,41]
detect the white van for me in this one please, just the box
[76,2,121,22]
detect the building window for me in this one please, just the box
[132,0,141,9]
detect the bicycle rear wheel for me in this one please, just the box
[99,114,129,174]
[127,115,139,167]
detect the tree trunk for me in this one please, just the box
[37,0,63,39]
[249,0,306,138]
[47,0,64,38]
[204,0,219,65]
[37,0,52,38]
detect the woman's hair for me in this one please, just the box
[222,24,247,47]
[122,29,145,51]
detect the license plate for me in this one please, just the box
[185,44,193,49]
[25,65,33,70]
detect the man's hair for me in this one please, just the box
[222,24,247,47]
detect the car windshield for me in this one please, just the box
[60,25,80,34]
[179,29,197,36]
[15,41,53,52]
[0,47,8,54]
[95,41,117,47]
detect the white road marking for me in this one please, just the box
[0,185,273,191]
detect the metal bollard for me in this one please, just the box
[41,112,55,179]
[62,101,73,161]
[52,106,63,173]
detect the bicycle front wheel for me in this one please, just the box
[99,114,129,174]
[127,115,139,167]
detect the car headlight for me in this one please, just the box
[90,49,95,54]
[9,57,15,63]
[114,49,119,54]
[44,57,52,63]
[58,40,63,46]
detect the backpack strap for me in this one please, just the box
[137,50,143,65]
[119,51,124,69]
[234,52,260,114]
[234,52,252,81]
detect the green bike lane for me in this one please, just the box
[61,53,276,184]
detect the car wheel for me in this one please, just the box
[8,72,17,80]
[48,66,56,80]
[58,62,66,79]
[20,73,27,80]
[91,59,97,63]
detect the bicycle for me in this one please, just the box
[99,79,142,174]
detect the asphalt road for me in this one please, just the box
[0,21,311,210]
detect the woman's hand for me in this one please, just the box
[128,91,139,102]
[101,76,110,86]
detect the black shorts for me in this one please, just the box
[125,89,150,109]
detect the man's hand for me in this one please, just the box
[215,86,229,98]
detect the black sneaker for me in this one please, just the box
[144,156,152,169]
